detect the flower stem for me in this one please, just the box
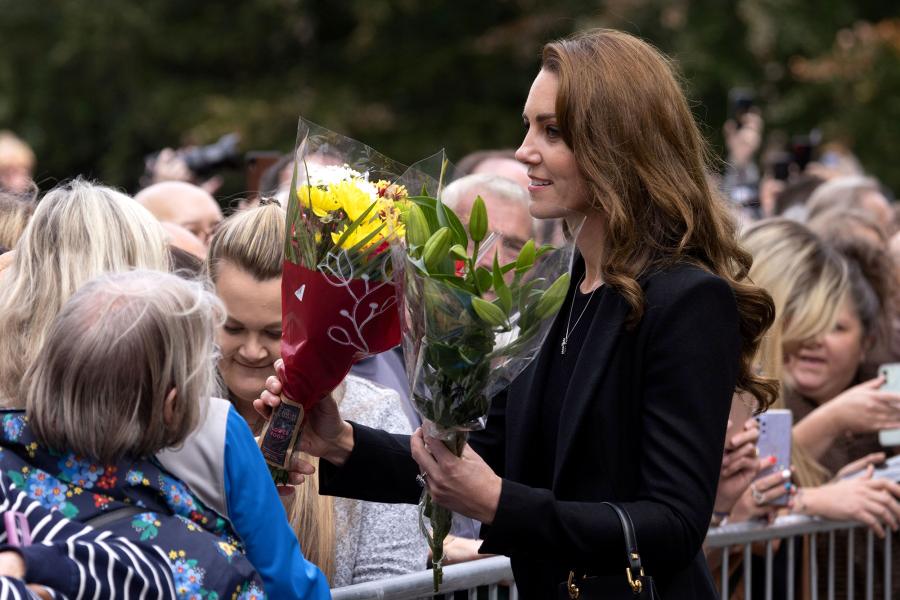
[426,430,467,591]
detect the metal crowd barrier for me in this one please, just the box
[705,514,889,599]
[331,516,891,599]
[331,555,518,600]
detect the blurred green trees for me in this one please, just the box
[0,0,897,194]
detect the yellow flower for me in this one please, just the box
[333,180,378,222]
[298,185,341,217]
[168,550,178,560]
[331,218,387,252]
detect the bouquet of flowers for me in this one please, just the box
[259,119,409,482]
[396,157,576,590]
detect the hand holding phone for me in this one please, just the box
[878,363,900,446]
[752,409,793,506]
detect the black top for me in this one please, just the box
[321,260,741,599]
[536,282,605,487]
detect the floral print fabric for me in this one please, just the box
[0,411,265,599]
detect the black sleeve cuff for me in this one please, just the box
[478,478,548,555]
[319,421,422,504]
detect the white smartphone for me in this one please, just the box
[878,363,900,447]
[754,409,793,506]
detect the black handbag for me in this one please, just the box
[558,502,660,599]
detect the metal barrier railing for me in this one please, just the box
[331,516,892,600]
[705,514,891,600]
[331,555,517,600]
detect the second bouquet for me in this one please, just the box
[396,157,576,590]
[259,119,409,482]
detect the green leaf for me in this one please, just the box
[492,252,512,314]
[408,195,437,207]
[436,198,468,247]
[536,243,556,259]
[450,244,468,261]
[515,239,536,273]
[474,267,493,295]
[516,278,538,312]
[472,296,508,327]
[500,261,518,275]
[533,273,571,320]
[426,272,477,294]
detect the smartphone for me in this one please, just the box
[878,363,900,446]
[754,409,792,506]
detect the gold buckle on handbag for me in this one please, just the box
[626,565,644,593]
[566,570,580,599]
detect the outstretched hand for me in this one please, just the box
[829,376,900,434]
[253,359,355,473]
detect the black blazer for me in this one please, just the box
[321,261,740,599]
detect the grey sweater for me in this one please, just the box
[332,375,428,587]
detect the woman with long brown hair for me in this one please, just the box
[259,28,776,598]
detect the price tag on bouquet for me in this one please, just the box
[259,397,305,470]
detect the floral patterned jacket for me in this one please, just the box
[0,410,266,599]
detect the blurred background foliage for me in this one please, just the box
[0,0,897,196]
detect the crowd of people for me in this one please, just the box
[0,26,897,600]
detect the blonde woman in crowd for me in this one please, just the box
[808,209,900,374]
[0,179,328,598]
[786,235,900,470]
[736,219,900,529]
[713,219,900,598]
[206,202,426,586]
[0,178,170,406]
